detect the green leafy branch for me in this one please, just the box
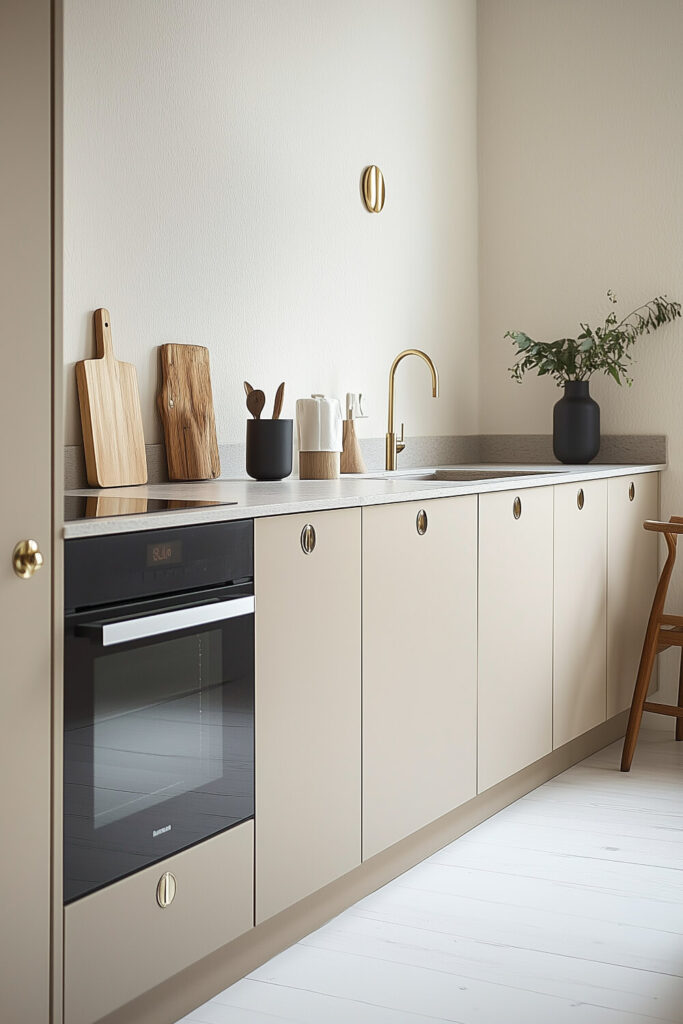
[507,291,681,387]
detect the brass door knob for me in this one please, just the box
[12,539,44,579]
[416,509,428,535]
[629,481,636,502]
[512,496,522,520]
[577,488,585,510]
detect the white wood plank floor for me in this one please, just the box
[177,731,683,1024]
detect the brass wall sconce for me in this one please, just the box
[362,165,385,213]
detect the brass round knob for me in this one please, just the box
[156,871,176,909]
[301,524,316,555]
[629,481,636,502]
[12,539,44,579]
[577,488,585,510]
[416,509,428,536]
[512,496,522,520]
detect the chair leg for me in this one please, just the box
[621,633,659,772]
[621,527,678,772]
[677,649,683,742]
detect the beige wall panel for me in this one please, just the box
[553,480,607,747]
[607,473,660,717]
[64,821,254,1024]
[0,1,53,1020]
[255,510,361,923]
[362,497,477,860]
[478,487,553,792]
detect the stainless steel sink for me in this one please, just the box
[364,469,554,483]
[434,469,553,482]
[365,472,441,481]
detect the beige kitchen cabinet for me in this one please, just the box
[64,820,254,1024]
[607,473,660,716]
[478,487,554,792]
[254,509,361,923]
[553,480,608,747]
[362,497,478,860]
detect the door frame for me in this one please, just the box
[52,2,65,1019]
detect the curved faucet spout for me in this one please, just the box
[386,349,439,470]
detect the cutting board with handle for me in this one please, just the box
[76,309,148,487]
[157,343,221,480]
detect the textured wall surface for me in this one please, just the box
[63,0,478,447]
[478,0,683,705]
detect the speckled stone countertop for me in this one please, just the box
[62,463,664,539]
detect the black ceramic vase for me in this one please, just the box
[553,381,600,464]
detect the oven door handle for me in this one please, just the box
[77,595,255,646]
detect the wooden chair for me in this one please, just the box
[621,516,683,771]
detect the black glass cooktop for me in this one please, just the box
[65,496,236,522]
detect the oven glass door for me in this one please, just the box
[64,584,254,903]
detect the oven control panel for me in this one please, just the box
[65,519,253,612]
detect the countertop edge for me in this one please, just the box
[62,464,665,539]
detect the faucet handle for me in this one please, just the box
[397,422,406,455]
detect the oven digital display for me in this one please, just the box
[146,540,182,567]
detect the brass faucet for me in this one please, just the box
[385,349,439,471]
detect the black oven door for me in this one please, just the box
[64,583,254,903]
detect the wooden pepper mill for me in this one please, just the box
[340,392,367,474]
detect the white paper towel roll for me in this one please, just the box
[296,395,343,452]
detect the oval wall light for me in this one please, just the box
[362,165,385,213]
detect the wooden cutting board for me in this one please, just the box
[157,343,221,480]
[75,309,148,487]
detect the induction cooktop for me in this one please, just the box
[64,495,237,522]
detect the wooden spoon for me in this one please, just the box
[246,389,266,420]
[243,381,254,397]
[272,382,285,420]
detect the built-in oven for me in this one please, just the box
[63,519,254,904]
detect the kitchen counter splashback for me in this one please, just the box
[64,434,667,490]
[64,462,664,539]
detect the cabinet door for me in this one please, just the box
[362,497,477,860]
[553,480,607,747]
[0,4,52,1021]
[607,473,660,716]
[478,487,553,792]
[255,510,361,923]
[64,821,254,1024]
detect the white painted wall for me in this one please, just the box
[63,0,478,447]
[478,0,683,706]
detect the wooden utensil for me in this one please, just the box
[272,381,285,420]
[157,344,221,480]
[247,389,266,419]
[75,308,147,487]
[243,381,254,397]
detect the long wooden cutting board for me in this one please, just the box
[76,309,148,487]
[157,343,221,480]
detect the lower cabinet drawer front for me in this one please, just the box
[64,820,254,1024]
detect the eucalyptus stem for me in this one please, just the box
[507,292,681,388]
